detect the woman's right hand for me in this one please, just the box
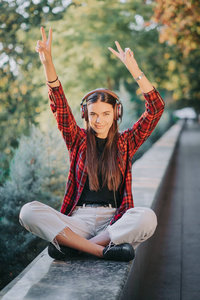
[35,27,53,65]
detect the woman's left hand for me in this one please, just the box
[108,41,140,75]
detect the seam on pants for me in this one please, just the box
[51,219,92,253]
[52,228,70,253]
[19,217,34,234]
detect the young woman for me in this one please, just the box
[19,27,165,262]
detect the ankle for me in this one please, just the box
[97,246,104,258]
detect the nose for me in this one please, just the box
[96,116,100,123]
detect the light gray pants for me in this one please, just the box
[19,201,157,251]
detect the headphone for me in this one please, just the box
[80,88,123,121]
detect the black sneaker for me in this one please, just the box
[103,243,135,262]
[48,242,79,260]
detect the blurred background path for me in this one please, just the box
[139,121,200,300]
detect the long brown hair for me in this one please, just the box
[85,92,122,191]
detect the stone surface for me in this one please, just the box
[132,121,183,208]
[1,250,131,300]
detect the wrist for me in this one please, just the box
[43,59,54,68]
[129,67,142,79]
[134,72,145,82]
[47,76,58,84]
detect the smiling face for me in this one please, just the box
[87,100,114,139]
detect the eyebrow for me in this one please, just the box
[90,110,111,114]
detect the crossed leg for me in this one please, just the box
[19,201,157,260]
[19,201,112,258]
[55,227,107,257]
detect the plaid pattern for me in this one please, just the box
[48,82,165,225]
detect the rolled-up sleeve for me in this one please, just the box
[123,87,165,158]
[48,82,80,151]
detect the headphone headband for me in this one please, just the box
[81,88,119,104]
[80,88,123,121]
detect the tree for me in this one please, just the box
[43,1,169,110]
[153,0,200,57]
[0,0,67,183]
[152,0,200,114]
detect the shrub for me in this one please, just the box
[0,124,69,289]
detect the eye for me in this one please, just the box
[104,112,110,116]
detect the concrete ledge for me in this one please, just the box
[0,121,184,300]
[0,250,131,300]
[132,120,184,208]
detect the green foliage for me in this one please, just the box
[152,0,200,114]
[49,0,160,101]
[0,124,69,289]
[0,0,67,182]
[153,0,200,56]
[3,124,69,206]
[163,48,200,115]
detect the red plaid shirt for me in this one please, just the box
[48,82,165,225]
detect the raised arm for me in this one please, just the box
[109,41,165,158]
[35,27,59,87]
[108,41,153,93]
[35,27,79,151]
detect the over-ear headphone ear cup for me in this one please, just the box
[117,104,121,120]
[81,104,84,119]
[119,103,123,120]
[84,105,88,121]
[115,102,123,120]
[82,103,88,121]
[81,103,88,120]
[114,104,118,121]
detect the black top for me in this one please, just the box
[77,136,121,208]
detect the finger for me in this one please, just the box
[37,40,42,47]
[47,28,52,46]
[35,44,46,53]
[125,50,130,60]
[125,47,131,53]
[108,47,120,58]
[115,41,123,53]
[41,27,47,43]
[125,47,130,56]
[35,46,43,53]
[125,48,134,58]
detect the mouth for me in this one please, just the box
[95,125,105,129]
